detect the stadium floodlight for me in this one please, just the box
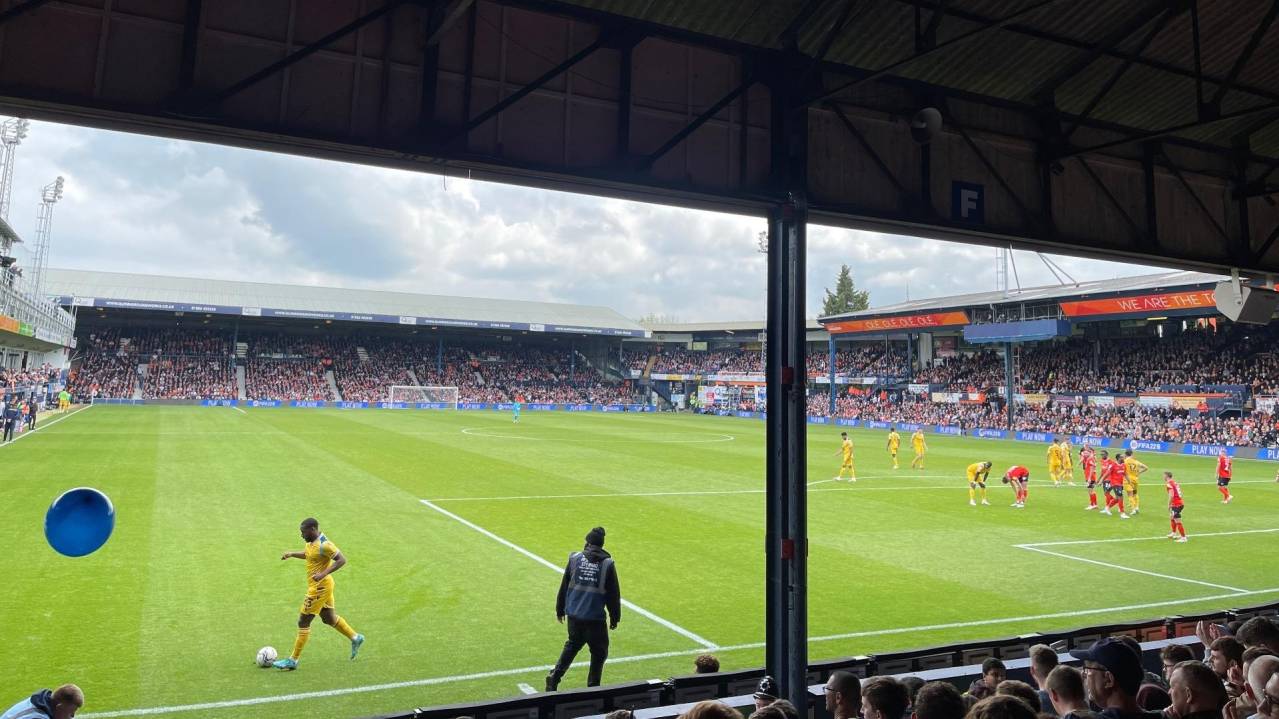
[43,175,64,203]
[0,118,29,224]
[30,175,65,297]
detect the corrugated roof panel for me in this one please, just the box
[43,268,645,332]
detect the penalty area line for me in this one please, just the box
[1014,545,1247,592]
[79,586,1279,718]
[419,499,718,650]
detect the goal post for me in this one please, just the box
[388,385,459,408]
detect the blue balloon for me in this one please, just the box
[45,487,115,557]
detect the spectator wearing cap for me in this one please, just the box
[1071,637,1163,719]
[1046,665,1098,719]
[1030,644,1062,715]
[546,527,620,691]
[754,676,779,711]
[1167,661,1227,719]
[913,681,967,719]
[823,671,862,719]
[969,659,1008,700]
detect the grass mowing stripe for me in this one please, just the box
[419,499,719,649]
[1014,545,1248,592]
[78,586,1279,719]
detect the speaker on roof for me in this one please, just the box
[1214,280,1279,324]
[910,108,942,144]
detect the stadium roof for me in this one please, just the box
[44,268,648,338]
[0,217,20,245]
[642,319,825,334]
[820,270,1224,321]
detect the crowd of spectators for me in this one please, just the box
[680,615,1279,719]
[636,345,909,378]
[244,358,331,402]
[143,357,236,400]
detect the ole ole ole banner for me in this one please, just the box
[826,310,969,334]
[1059,289,1216,318]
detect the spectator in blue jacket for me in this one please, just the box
[1,685,83,719]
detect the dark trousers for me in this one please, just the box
[548,617,609,687]
[2,419,13,442]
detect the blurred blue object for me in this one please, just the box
[45,487,115,557]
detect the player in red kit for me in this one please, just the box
[1165,471,1187,542]
[1098,450,1129,518]
[1003,465,1030,508]
[1216,450,1233,503]
[1080,445,1099,510]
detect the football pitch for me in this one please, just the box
[3,406,1278,719]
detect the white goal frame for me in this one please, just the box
[387,385,459,409]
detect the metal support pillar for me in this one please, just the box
[1004,342,1015,430]
[765,198,808,711]
[765,52,810,706]
[436,336,443,375]
[907,333,915,380]
[570,343,576,382]
[827,335,836,416]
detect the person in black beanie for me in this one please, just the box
[546,526,621,691]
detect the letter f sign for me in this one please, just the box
[952,181,984,223]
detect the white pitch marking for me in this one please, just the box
[517,683,537,695]
[1020,528,1279,547]
[419,499,718,650]
[460,427,736,444]
[231,405,248,415]
[1015,545,1248,592]
[79,586,1279,718]
[0,404,91,450]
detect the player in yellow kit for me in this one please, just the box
[887,427,901,469]
[834,432,856,481]
[274,517,365,670]
[1060,438,1075,485]
[910,429,927,469]
[966,461,993,506]
[1047,439,1063,486]
[1122,449,1149,516]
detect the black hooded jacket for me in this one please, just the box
[555,544,621,624]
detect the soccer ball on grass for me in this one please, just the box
[255,646,278,667]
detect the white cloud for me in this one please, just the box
[6,119,1163,322]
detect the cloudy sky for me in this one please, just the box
[7,119,1163,322]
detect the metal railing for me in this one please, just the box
[0,268,74,345]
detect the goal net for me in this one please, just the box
[387,385,459,408]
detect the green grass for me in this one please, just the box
[3,405,1277,719]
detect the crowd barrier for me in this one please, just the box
[367,601,1278,719]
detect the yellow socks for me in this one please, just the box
[333,617,358,640]
[968,487,975,501]
[291,627,311,659]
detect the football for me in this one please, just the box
[255,646,278,667]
